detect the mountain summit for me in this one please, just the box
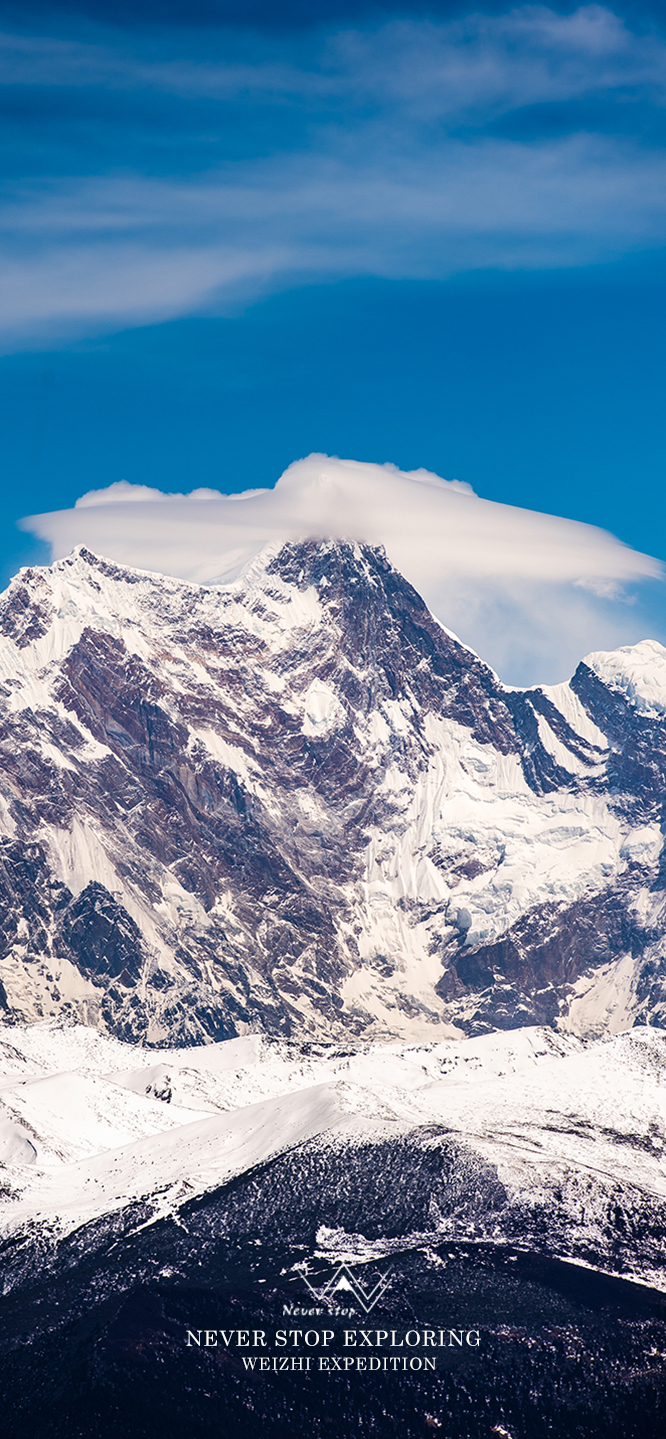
[0,540,665,1045]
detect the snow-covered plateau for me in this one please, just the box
[1,1018,665,1294]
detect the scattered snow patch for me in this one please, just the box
[301,680,345,737]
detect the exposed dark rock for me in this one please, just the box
[58,882,147,982]
[436,876,647,1034]
[572,661,666,820]
[0,574,53,649]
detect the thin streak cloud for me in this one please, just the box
[1,8,664,110]
[2,135,666,341]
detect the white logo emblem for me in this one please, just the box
[301,1263,393,1314]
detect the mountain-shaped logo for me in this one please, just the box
[301,1262,393,1314]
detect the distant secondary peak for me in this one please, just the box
[581,640,666,717]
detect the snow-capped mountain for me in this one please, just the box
[2,544,666,1437]
[1,539,666,1046]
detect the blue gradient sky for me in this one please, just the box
[1,0,665,670]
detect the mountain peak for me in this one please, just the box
[581,638,666,717]
[0,541,665,1047]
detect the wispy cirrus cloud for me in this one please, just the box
[326,6,666,120]
[1,7,666,344]
[2,6,665,108]
[0,29,315,98]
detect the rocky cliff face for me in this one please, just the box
[0,540,665,1045]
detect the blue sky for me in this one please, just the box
[1,0,665,677]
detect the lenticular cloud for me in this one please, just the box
[22,455,663,685]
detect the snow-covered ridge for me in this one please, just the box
[583,638,666,716]
[1,1021,666,1294]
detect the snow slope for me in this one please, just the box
[1,1020,666,1294]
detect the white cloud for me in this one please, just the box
[22,456,664,685]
